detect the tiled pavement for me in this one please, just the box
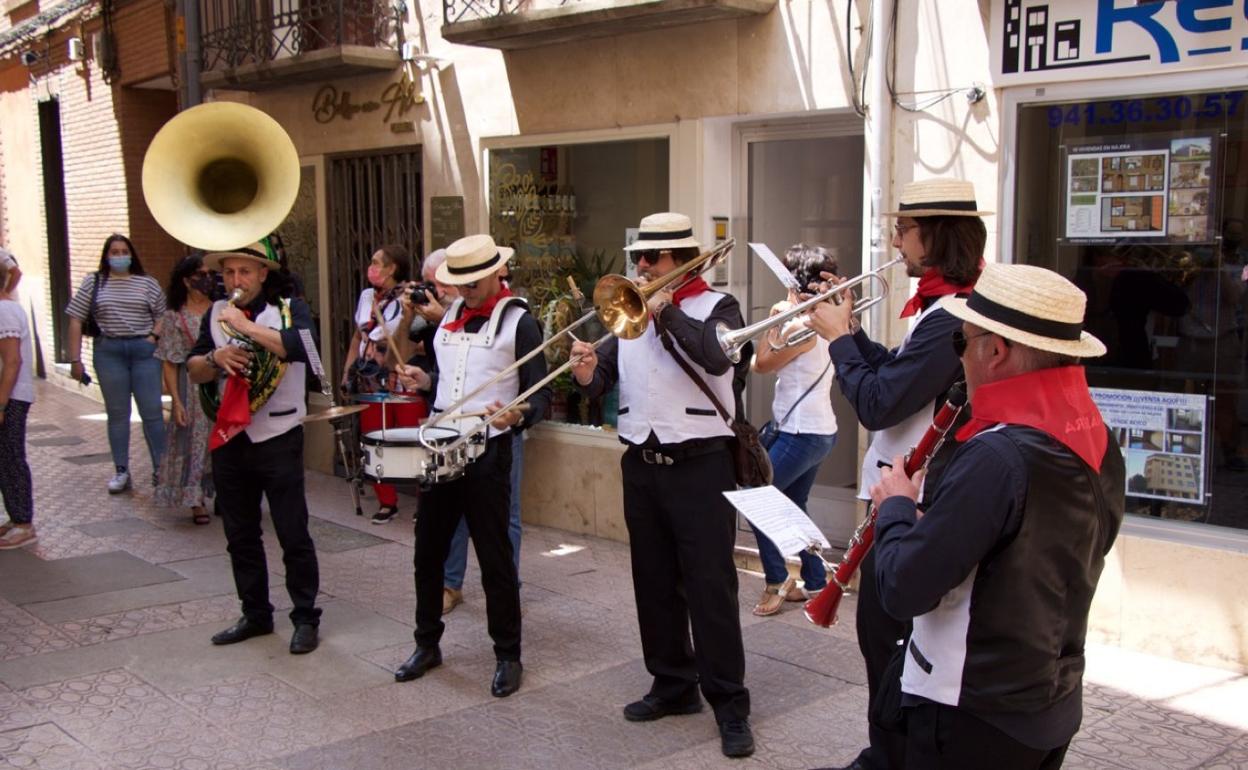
[0,383,1245,769]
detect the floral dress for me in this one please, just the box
[153,307,214,508]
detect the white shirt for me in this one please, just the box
[0,299,33,403]
[771,332,837,436]
[353,287,404,357]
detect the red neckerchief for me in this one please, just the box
[900,268,977,318]
[955,366,1108,471]
[671,276,709,307]
[210,307,254,451]
[442,287,513,332]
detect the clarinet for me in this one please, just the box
[804,382,969,628]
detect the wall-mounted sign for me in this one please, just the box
[991,0,1248,86]
[312,80,424,125]
[1091,387,1208,504]
[430,196,465,251]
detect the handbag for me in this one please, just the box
[658,329,773,488]
[759,358,833,449]
[82,273,103,338]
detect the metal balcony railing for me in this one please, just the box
[443,0,573,26]
[201,0,398,72]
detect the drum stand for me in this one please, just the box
[331,415,367,516]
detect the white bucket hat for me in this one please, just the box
[884,179,994,218]
[944,263,1106,358]
[437,234,514,285]
[623,212,702,252]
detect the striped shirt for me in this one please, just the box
[66,273,167,338]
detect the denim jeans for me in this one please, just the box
[93,336,166,473]
[750,431,837,587]
[445,431,523,589]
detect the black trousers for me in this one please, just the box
[213,426,321,627]
[904,702,1070,770]
[414,435,520,661]
[857,544,910,769]
[621,444,750,724]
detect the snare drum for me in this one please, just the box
[360,426,484,484]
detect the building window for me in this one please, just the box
[487,138,670,429]
[1014,87,1248,532]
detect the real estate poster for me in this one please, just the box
[1065,136,1215,243]
[1090,387,1208,504]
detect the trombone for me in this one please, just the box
[716,256,903,363]
[418,239,737,458]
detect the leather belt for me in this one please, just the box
[630,440,727,466]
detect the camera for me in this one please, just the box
[408,281,438,306]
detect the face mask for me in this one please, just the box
[367,265,385,287]
[108,255,132,273]
[188,273,215,296]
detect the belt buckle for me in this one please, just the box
[642,448,673,466]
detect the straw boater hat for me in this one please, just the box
[944,263,1106,358]
[204,239,279,271]
[623,212,702,252]
[884,179,994,218]
[437,234,514,286]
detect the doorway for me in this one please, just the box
[740,123,865,541]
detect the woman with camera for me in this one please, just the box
[748,244,839,616]
[341,245,426,524]
[65,234,168,494]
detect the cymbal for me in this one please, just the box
[351,392,423,404]
[302,404,369,423]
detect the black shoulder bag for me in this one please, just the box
[658,329,773,488]
[82,273,103,338]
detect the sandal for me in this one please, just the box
[752,577,797,616]
[192,507,211,526]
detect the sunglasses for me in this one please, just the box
[629,249,670,267]
[461,280,479,290]
[951,329,997,357]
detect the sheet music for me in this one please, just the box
[749,243,801,291]
[724,486,831,557]
[298,328,332,398]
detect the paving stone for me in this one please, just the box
[26,423,60,433]
[28,435,86,447]
[0,550,183,605]
[305,515,389,553]
[0,722,106,770]
[58,452,113,465]
[0,597,78,662]
[73,518,160,539]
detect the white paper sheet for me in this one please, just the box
[748,243,801,291]
[724,486,831,557]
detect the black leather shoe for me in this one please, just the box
[719,719,755,758]
[211,617,273,646]
[395,646,442,682]
[289,624,318,654]
[491,660,522,697]
[622,694,703,722]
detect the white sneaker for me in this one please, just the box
[108,471,131,494]
[0,525,37,550]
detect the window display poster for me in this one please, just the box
[1065,136,1215,243]
[1091,387,1207,504]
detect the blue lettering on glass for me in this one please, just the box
[1097,0,1181,62]
[1178,0,1234,34]
[1045,91,1245,128]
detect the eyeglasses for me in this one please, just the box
[893,223,919,238]
[629,249,670,267]
[951,329,996,357]
[461,280,479,290]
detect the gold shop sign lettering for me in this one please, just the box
[312,80,424,125]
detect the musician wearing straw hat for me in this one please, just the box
[570,212,755,759]
[392,234,550,698]
[186,238,323,655]
[808,178,986,770]
[867,263,1124,769]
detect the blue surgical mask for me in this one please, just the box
[108,255,132,273]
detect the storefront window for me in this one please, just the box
[488,139,669,429]
[1014,88,1248,531]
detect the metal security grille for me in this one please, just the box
[326,149,422,381]
[200,0,397,72]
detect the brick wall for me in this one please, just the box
[113,0,174,88]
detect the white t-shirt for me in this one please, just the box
[771,324,837,436]
[353,287,404,357]
[0,299,34,403]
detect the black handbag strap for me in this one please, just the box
[88,272,101,318]
[657,328,734,429]
[775,358,833,430]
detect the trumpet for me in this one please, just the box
[417,239,736,464]
[716,256,903,363]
